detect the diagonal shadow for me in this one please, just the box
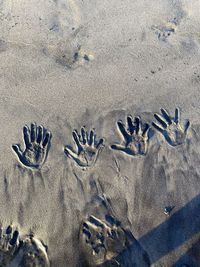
[101,193,200,266]
[139,193,200,263]
[172,238,200,267]
[172,254,196,267]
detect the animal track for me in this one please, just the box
[12,123,51,169]
[111,116,150,156]
[64,127,104,168]
[0,225,49,267]
[152,108,190,146]
[81,215,130,265]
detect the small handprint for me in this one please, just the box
[111,116,150,156]
[12,123,51,169]
[64,127,104,168]
[152,108,190,146]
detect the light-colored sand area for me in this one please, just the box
[0,0,200,266]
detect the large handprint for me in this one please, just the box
[82,214,130,265]
[152,108,190,146]
[111,116,150,156]
[64,127,104,168]
[12,123,51,169]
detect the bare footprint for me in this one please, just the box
[12,123,51,169]
[64,127,104,168]
[152,108,190,146]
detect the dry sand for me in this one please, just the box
[0,0,200,266]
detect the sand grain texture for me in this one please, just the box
[0,0,200,266]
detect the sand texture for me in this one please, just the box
[0,0,200,266]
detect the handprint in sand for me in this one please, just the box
[111,116,150,156]
[152,108,190,146]
[0,224,19,255]
[0,224,49,267]
[64,127,104,168]
[12,123,51,169]
[82,214,130,265]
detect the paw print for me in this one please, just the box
[111,116,150,156]
[12,123,51,169]
[64,127,104,168]
[152,108,190,146]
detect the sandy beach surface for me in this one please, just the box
[0,0,200,266]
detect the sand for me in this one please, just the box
[0,0,200,266]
